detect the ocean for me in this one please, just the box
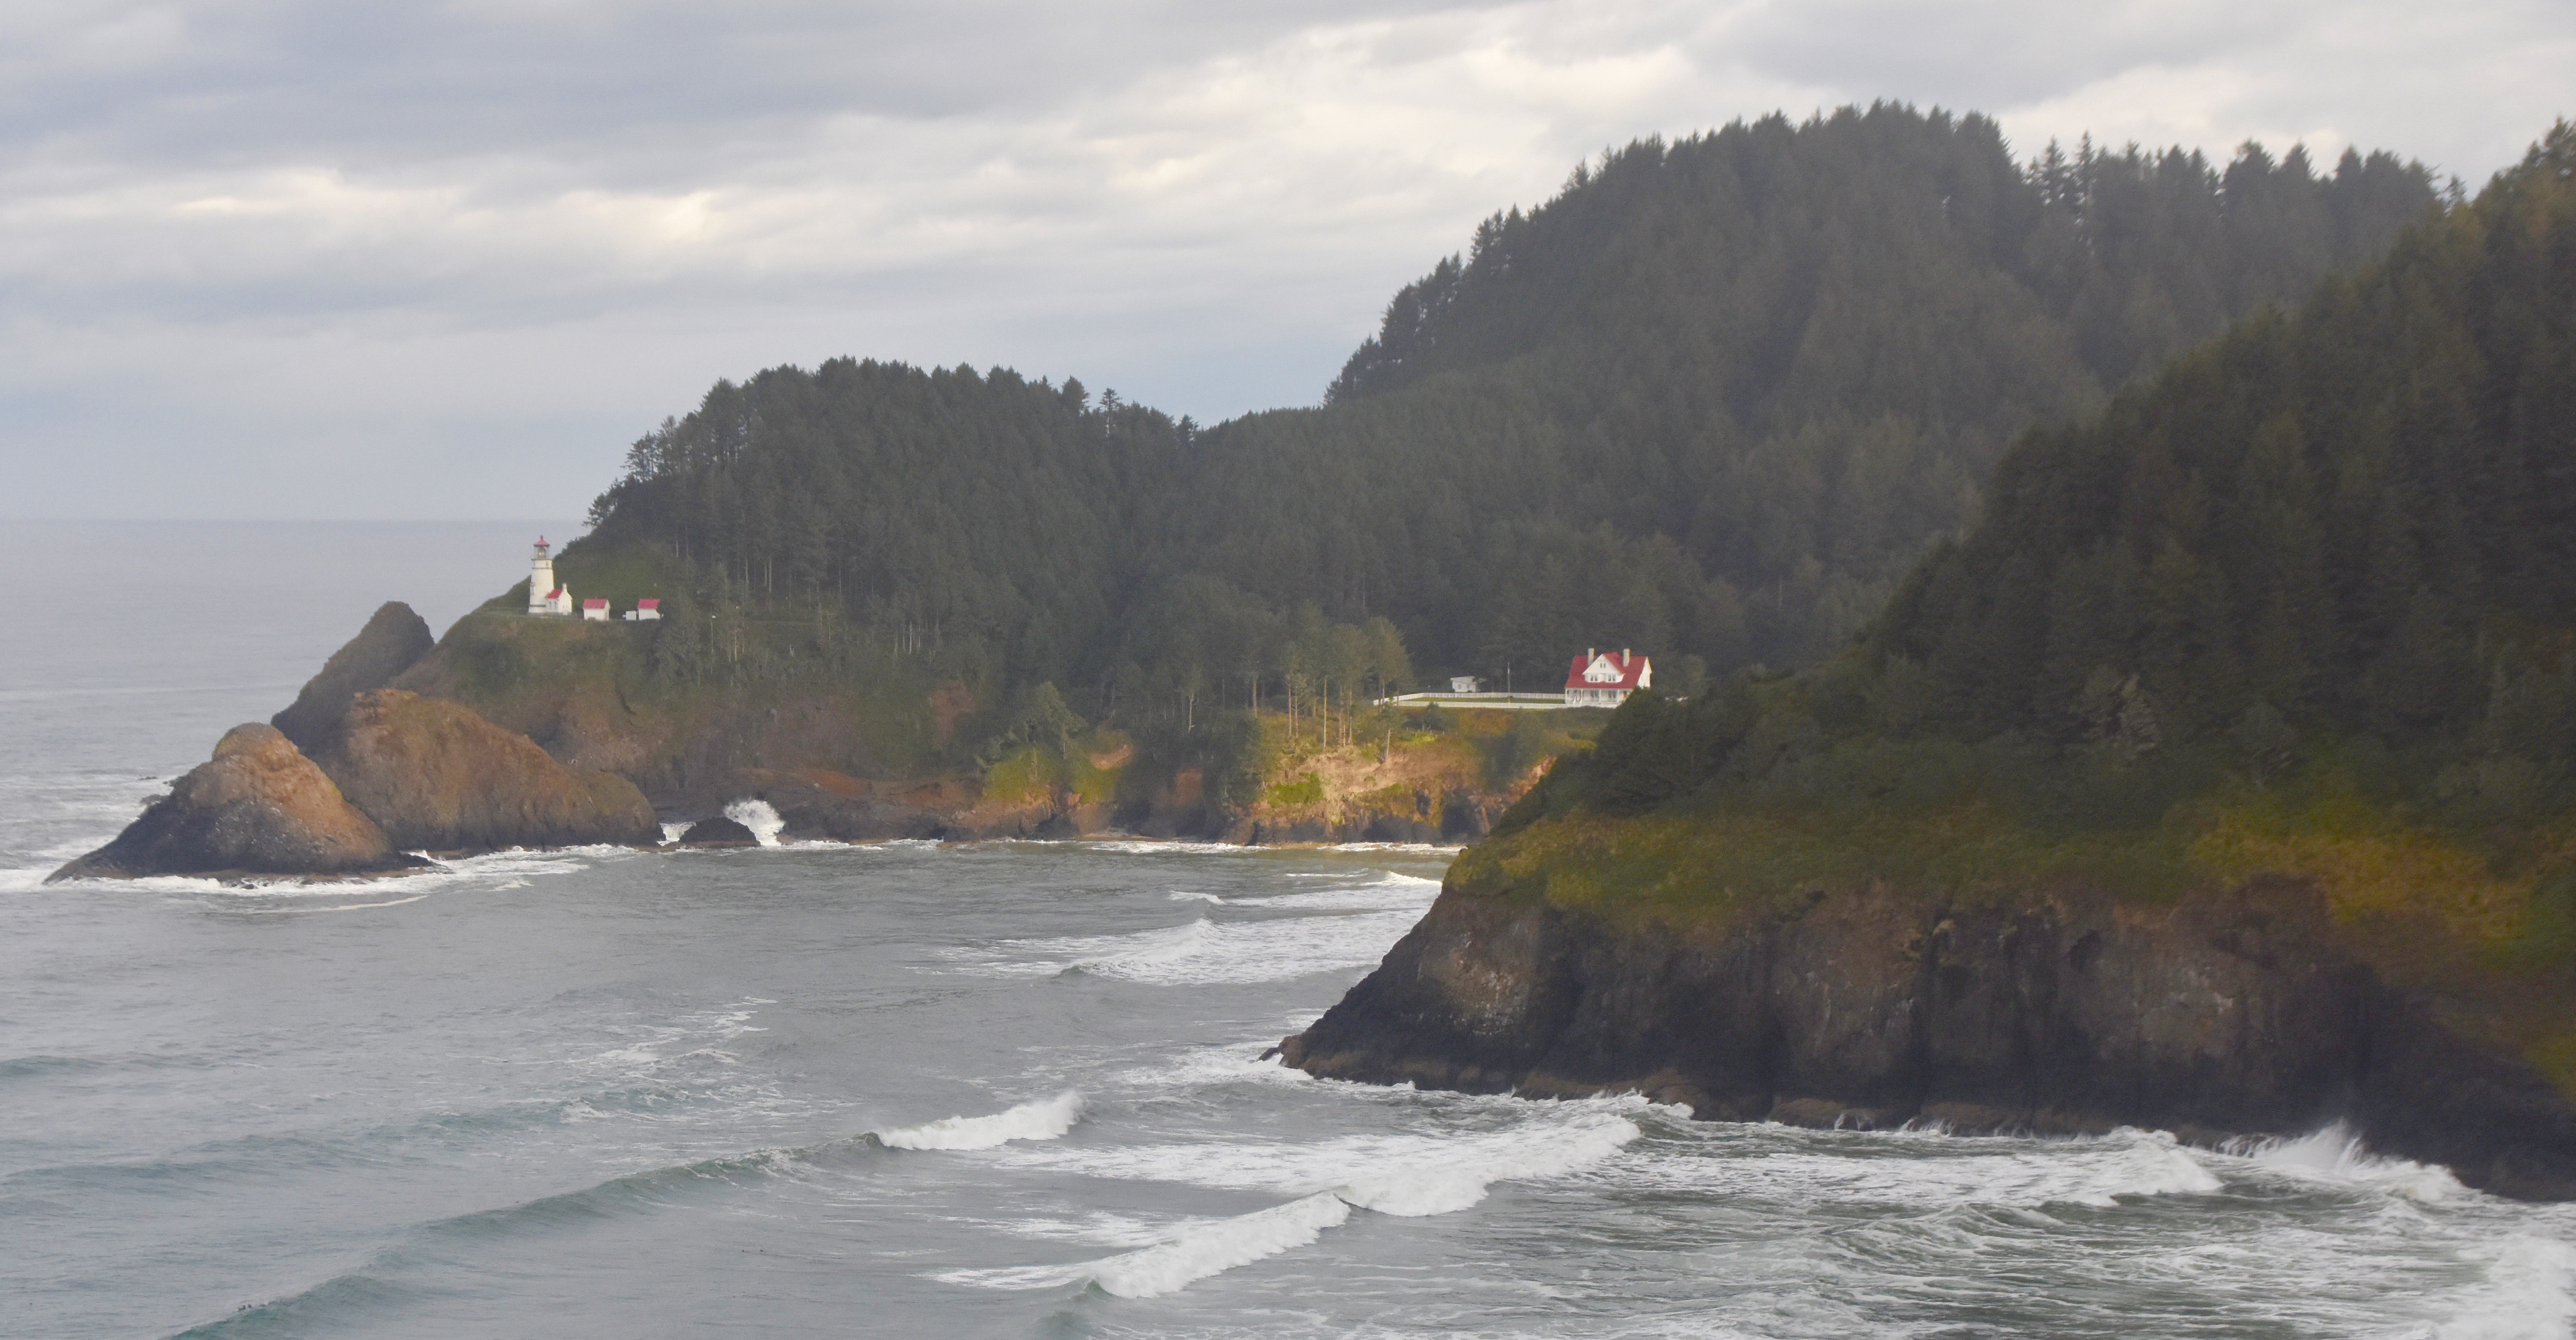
[3,521,2572,1339]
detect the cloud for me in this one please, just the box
[1,0,2564,517]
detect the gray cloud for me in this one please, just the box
[1,0,2565,518]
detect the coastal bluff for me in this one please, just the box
[1280,861,2576,1201]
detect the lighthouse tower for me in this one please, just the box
[527,537,570,616]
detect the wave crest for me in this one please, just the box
[874,1091,1084,1151]
[935,1191,1352,1299]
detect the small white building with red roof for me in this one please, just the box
[580,598,611,622]
[624,598,662,622]
[1564,648,1652,707]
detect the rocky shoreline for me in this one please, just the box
[49,599,1508,881]
[1278,872,2576,1200]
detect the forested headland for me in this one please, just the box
[566,102,2442,759]
[1439,123,2576,1099]
[1268,126,2576,1192]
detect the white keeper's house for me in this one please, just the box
[1563,648,1652,707]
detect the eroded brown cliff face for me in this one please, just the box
[1282,874,2576,1200]
[48,724,427,882]
[310,690,660,853]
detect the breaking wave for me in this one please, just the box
[944,910,1426,985]
[721,798,786,846]
[938,1191,1353,1298]
[1604,1122,2223,1210]
[873,1091,1085,1151]
[2435,1234,2576,1340]
[2230,1122,2465,1200]
[944,1100,1642,1297]
[999,1100,1645,1215]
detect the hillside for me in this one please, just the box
[1283,124,2576,1194]
[576,104,2441,735]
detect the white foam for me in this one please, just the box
[2436,1235,2576,1339]
[1610,1124,2222,1209]
[1168,891,1227,904]
[1227,871,1443,912]
[722,798,786,847]
[1080,840,1249,855]
[0,864,65,892]
[1114,1041,1316,1092]
[658,821,689,844]
[945,910,1424,985]
[575,998,773,1077]
[875,1091,1085,1150]
[232,893,430,914]
[992,1212,1173,1247]
[1085,1191,1352,1297]
[935,1191,1353,1298]
[998,1102,1643,1215]
[2234,1124,2466,1201]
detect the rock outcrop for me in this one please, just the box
[1282,875,2576,1201]
[311,690,659,853]
[675,815,759,847]
[271,602,436,751]
[48,725,428,882]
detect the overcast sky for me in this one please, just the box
[4,0,2566,520]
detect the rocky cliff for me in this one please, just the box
[310,689,659,853]
[1282,849,2576,1200]
[271,601,436,751]
[49,724,428,882]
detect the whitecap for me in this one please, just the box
[874,1091,1085,1151]
[2435,1234,2576,1339]
[1226,873,1441,912]
[1609,1124,2221,1209]
[942,911,1424,986]
[1079,840,1248,855]
[998,1102,1644,1215]
[934,1191,1352,1298]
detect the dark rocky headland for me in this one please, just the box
[1281,853,2576,1199]
[1289,130,2576,1197]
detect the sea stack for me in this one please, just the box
[675,815,761,847]
[48,724,428,882]
[271,601,437,752]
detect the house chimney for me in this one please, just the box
[1622,648,1631,664]
[1587,647,1596,659]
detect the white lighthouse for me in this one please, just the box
[527,537,573,616]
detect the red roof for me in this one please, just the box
[636,598,660,609]
[1565,649,1650,693]
[546,587,564,598]
[582,598,609,608]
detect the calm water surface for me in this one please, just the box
[3,523,2571,1338]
